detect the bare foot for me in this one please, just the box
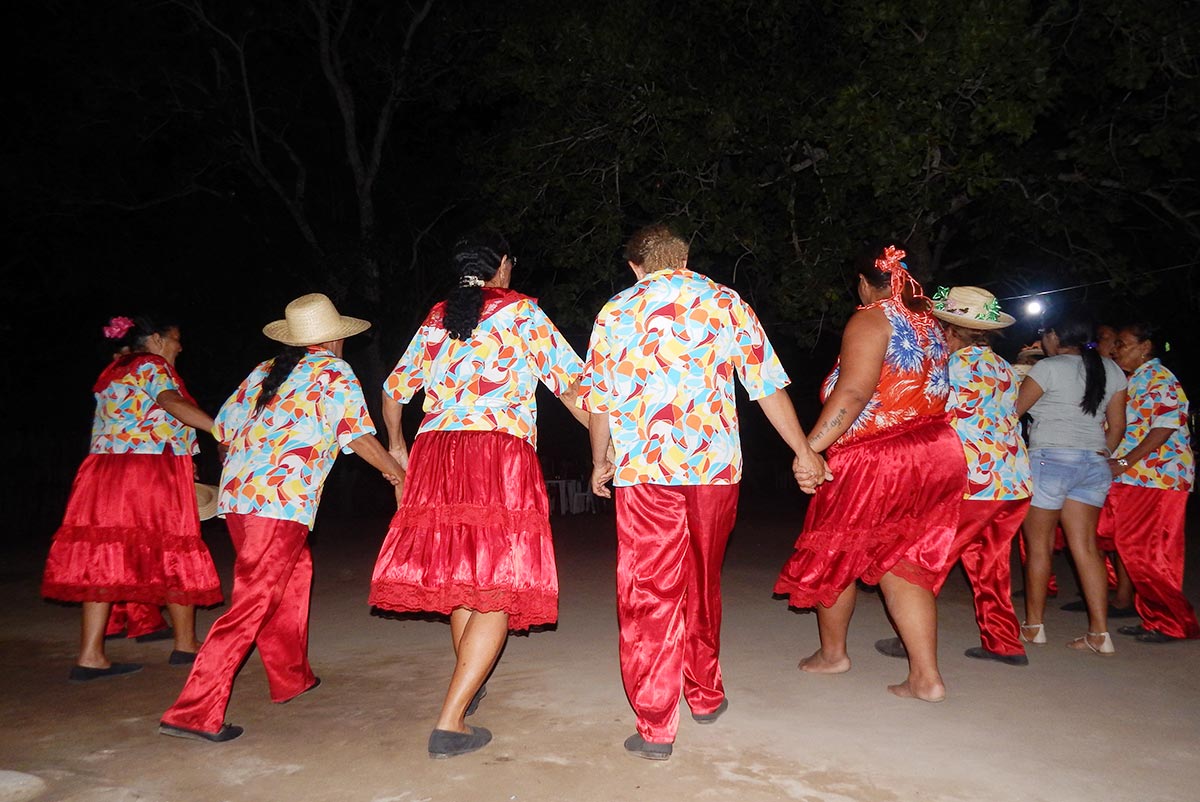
[887,677,946,703]
[798,649,851,674]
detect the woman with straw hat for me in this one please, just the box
[875,286,1032,666]
[42,316,221,681]
[160,293,405,742]
[774,242,966,703]
[370,231,588,758]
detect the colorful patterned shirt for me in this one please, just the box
[1114,358,1194,492]
[946,346,1032,500]
[385,290,583,448]
[580,267,790,486]
[89,355,198,456]
[822,297,949,447]
[215,347,375,527]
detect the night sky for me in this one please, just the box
[6,1,1197,547]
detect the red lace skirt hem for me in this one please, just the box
[42,453,223,606]
[370,430,558,631]
[775,416,965,608]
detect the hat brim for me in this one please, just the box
[931,309,1016,330]
[194,483,219,522]
[262,316,371,346]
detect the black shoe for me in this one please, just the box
[1136,629,1182,644]
[68,663,143,683]
[691,697,729,724]
[874,637,908,659]
[104,631,127,641]
[280,677,321,704]
[159,722,244,742]
[465,683,487,717]
[1059,599,1087,612]
[428,726,492,758]
[623,733,672,761]
[1117,624,1149,637]
[964,646,1029,666]
[168,650,197,666]
[1108,605,1139,619]
[135,628,174,643]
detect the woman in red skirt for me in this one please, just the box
[371,231,588,758]
[774,243,966,702]
[43,316,222,681]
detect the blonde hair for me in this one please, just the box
[624,224,689,273]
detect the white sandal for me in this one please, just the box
[1067,631,1115,655]
[1020,622,1046,644]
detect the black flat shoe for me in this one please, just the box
[168,650,197,666]
[874,637,908,659]
[624,733,672,761]
[428,726,492,758]
[1059,599,1087,612]
[135,628,174,643]
[465,683,487,717]
[1136,629,1182,643]
[1117,624,1149,637]
[691,697,729,724]
[964,646,1029,666]
[158,722,244,742]
[1108,605,1139,619]
[68,663,143,683]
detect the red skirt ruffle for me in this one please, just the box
[369,430,558,631]
[775,416,966,608]
[42,453,223,606]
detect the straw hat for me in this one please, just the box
[194,483,219,521]
[262,293,371,346]
[931,286,1015,330]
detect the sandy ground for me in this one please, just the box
[2,506,1198,802]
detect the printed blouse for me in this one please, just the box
[946,346,1032,500]
[89,354,198,456]
[1114,358,1194,492]
[581,267,790,486]
[385,289,583,448]
[215,347,375,527]
[822,297,949,447]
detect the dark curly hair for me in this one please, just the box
[104,315,177,353]
[444,230,509,341]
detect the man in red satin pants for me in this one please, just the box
[581,224,828,760]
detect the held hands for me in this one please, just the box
[590,460,616,498]
[388,447,409,472]
[792,450,833,495]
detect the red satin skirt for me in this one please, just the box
[775,416,966,608]
[42,452,223,606]
[369,430,557,631]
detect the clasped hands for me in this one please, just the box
[792,450,832,494]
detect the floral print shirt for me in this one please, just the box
[581,268,789,486]
[823,297,949,447]
[89,355,198,456]
[385,289,583,448]
[946,346,1032,500]
[1114,358,1194,492]
[215,347,375,527]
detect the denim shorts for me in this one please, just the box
[1029,448,1113,510]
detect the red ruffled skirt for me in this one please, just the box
[369,430,558,631]
[774,416,966,608]
[42,452,223,606]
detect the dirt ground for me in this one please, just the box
[2,506,1198,802]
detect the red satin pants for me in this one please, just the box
[1103,484,1199,639]
[161,514,316,733]
[615,483,739,744]
[934,498,1029,655]
[106,602,166,638]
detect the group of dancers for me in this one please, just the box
[42,226,1195,761]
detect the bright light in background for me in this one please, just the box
[1025,299,1044,316]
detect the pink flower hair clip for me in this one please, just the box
[103,316,135,340]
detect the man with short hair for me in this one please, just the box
[581,223,828,760]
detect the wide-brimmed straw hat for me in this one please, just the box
[262,293,371,346]
[931,286,1015,330]
[195,483,219,521]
